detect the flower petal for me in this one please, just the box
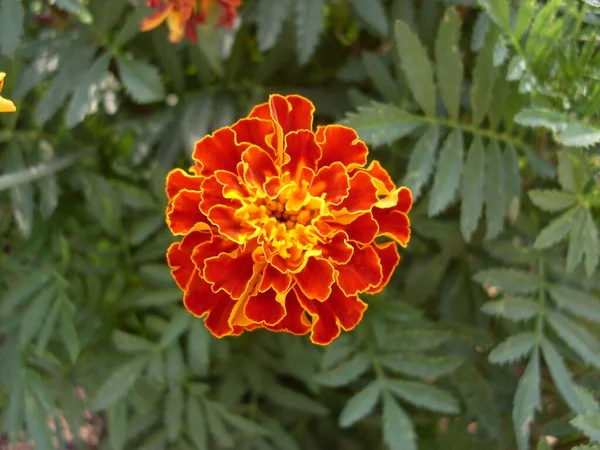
[166,168,203,200]
[294,257,335,301]
[335,244,382,296]
[240,145,278,188]
[295,290,340,345]
[310,162,350,205]
[207,205,253,244]
[315,125,368,169]
[335,171,379,213]
[167,232,211,290]
[317,232,353,264]
[140,3,172,31]
[204,248,259,299]
[215,170,250,200]
[259,263,292,293]
[282,130,322,181]
[192,127,245,175]
[372,207,411,247]
[231,117,277,157]
[325,284,367,332]
[363,160,395,192]
[266,291,311,335]
[366,242,400,294]
[199,175,241,215]
[342,212,379,244]
[268,94,315,135]
[167,190,211,235]
[245,289,286,325]
[191,235,238,273]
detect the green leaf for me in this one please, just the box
[567,207,600,276]
[480,0,511,31]
[379,352,463,378]
[541,338,584,414]
[35,294,61,354]
[362,51,403,105]
[165,343,185,385]
[472,268,540,294]
[338,381,381,428]
[350,0,389,37]
[557,151,576,193]
[19,285,57,348]
[341,102,420,147]
[188,321,210,377]
[533,205,578,249]
[112,330,154,353]
[488,332,536,364]
[548,285,600,323]
[514,108,571,133]
[403,125,439,200]
[152,28,185,92]
[395,20,436,116]
[54,0,82,14]
[24,393,54,450]
[388,380,459,414]
[0,268,53,318]
[129,214,164,246]
[571,413,600,442]
[266,384,329,415]
[529,189,578,212]
[506,55,527,81]
[428,130,464,216]
[257,0,291,52]
[165,386,184,442]
[5,143,34,238]
[135,288,182,307]
[187,396,208,450]
[59,295,81,362]
[296,0,325,65]
[460,136,485,241]
[524,148,557,180]
[547,312,600,369]
[470,28,497,125]
[66,53,111,127]
[114,3,152,47]
[159,309,191,348]
[513,349,541,450]
[90,356,149,411]
[315,353,370,387]
[435,8,463,120]
[484,140,507,239]
[107,400,128,450]
[481,295,540,321]
[559,123,600,148]
[116,56,165,104]
[35,141,58,218]
[514,0,536,39]
[0,0,24,55]
[382,393,417,450]
[204,402,235,448]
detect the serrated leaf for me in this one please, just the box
[188,320,210,377]
[107,400,127,450]
[428,130,463,216]
[460,136,485,241]
[484,140,506,239]
[379,352,463,378]
[165,386,184,442]
[435,8,463,119]
[541,339,584,414]
[571,413,600,442]
[489,332,536,364]
[117,57,165,104]
[480,0,511,31]
[112,330,154,353]
[470,28,497,125]
[5,142,34,238]
[529,189,577,212]
[0,0,24,56]
[403,125,439,199]
[481,296,540,321]
[66,53,110,127]
[267,385,329,415]
[204,402,234,448]
[339,381,381,428]
[524,148,556,180]
[533,205,578,249]
[559,123,600,148]
[382,394,417,450]
[548,284,600,323]
[513,349,541,450]
[257,0,291,52]
[567,207,599,276]
[341,102,420,147]
[388,380,459,414]
[90,356,149,411]
[506,55,527,81]
[362,52,403,105]
[350,0,388,36]
[315,353,370,387]
[547,312,600,369]
[187,396,208,450]
[395,20,436,115]
[159,309,191,348]
[472,268,540,293]
[296,0,325,65]
[514,108,571,133]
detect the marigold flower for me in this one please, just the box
[0,73,16,113]
[166,94,412,345]
[141,0,241,43]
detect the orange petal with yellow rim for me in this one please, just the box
[341,212,379,245]
[295,290,341,345]
[315,125,368,169]
[140,3,172,31]
[266,291,311,335]
[372,207,411,247]
[294,257,335,301]
[310,162,350,205]
[282,130,322,181]
[362,160,395,192]
[166,168,203,200]
[324,284,367,331]
[335,171,379,213]
[184,269,222,316]
[259,263,292,293]
[199,175,241,215]
[268,94,315,135]
[192,127,245,175]
[167,190,211,235]
[240,145,278,188]
[167,232,211,289]
[335,244,383,296]
[245,289,286,325]
[215,170,250,200]
[395,186,413,213]
[191,235,237,274]
[366,242,400,294]
[206,205,253,243]
[204,249,257,299]
[317,232,353,264]
[231,117,276,157]
[204,295,238,337]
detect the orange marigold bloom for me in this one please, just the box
[141,0,241,43]
[166,95,412,345]
[0,73,16,113]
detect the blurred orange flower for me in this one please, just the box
[0,73,16,113]
[166,95,412,345]
[141,0,241,43]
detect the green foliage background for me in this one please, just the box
[1,0,600,449]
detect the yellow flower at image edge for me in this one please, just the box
[165,94,412,345]
[0,73,16,113]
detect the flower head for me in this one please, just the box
[166,94,412,345]
[0,73,16,113]
[141,0,241,43]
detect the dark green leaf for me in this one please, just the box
[350,0,389,36]
[24,393,54,450]
[338,381,381,428]
[379,352,463,378]
[187,396,208,450]
[19,285,57,348]
[428,130,464,216]
[112,330,154,353]
[460,136,485,241]
[0,268,53,318]
[59,295,81,362]
[107,400,128,450]
[66,53,110,127]
[513,349,541,450]
[403,125,439,200]
[362,51,403,105]
[388,380,459,414]
[533,205,578,249]
[165,386,184,442]
[470,28,497,125]
[548,284,600,323]
[0,0,24,55]
[472,268,540,294]
[267,385,329,415]
[188,321,210,377]
[296,0,325,65]
[541,338,584,414]
[204,402,235,448]
[90,356,149,411]
[382,393,417,450]
[481,296,540,321]
[484,140,506,239]
[5,143,34,238]
[315,353,370,387]
[159,309,191,348]
[567,207,599,276]
[257,0,291,51]
[116,56,165,104]
[547,312,600,369]
[488,332,536,364]
[435,8,463,119]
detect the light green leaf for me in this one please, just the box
[506,55,527,81]
[480,0,511,31]
[533,205,578,249]
[54,0,82,14]
[471,12,489,51]
[489,332,536,364]
[350,0,389,37]
[484,140,507,240]
[362,52,403,105]
[548,284,600,323]
[541,339,583,414]
[395,20,436,115]
[379,352,463,378]
[567,207,599,276]
[428,130,464,216]
[547,312,600,369]
[481,296,540,321]
[557,151,576,193]
[187,397,208,450]
[460,136,485,241]
[296,0,325,65]
[116,56,165,104]
[528,189,577,212]
[559,123,600,148]
[342,102,420,147]
[388,379,459,414]
[135,289,182,307]
[572,413,600,442]
[382,394,417,450]
[90,356,149,411]
[435,8,463,119]
[257,0,291,52]
[470,28,497,125]
[472,268,540,294]
[66,53,110,127]
[514,0,536,39]
[266,385,329,415]
[159,309,191,348]
[165,386,184,442]
[0,0,24,55]
[315,353,370,387]
[112,330,154,353]
[339,381,381,428]
[513,349,541,450]
[107,400,128,450]
[403,125,439,200]
[514,108,571,133]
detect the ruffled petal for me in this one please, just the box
[310,162,350,205]
[294,257,335,301]
[231,117,277,157]
[335,171,379,213]
[166,168,203,200]
[215,170,250,201]
[140,3,172,31]
[240,145,278,188]
[282,131,322,182]
[362,160,395,192]
[372,207,411,247]
[335,244,382,296]
[191,236,237,273]
[266,291,311,335]
[268,94,315,135]
[315,125,368,169]
[199,175,241,215]
[245,289,286,325]
[167,232,212,290]
[167,190,212,235]
[204,249,259,299]
[366,242,400,294]
[192,127,245,175]
[317,232,353,264]
[342,212,379,245]
[259,263,292,293]
[207,205,254,243]
[324,284,367,332]
[295,290,340,345]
